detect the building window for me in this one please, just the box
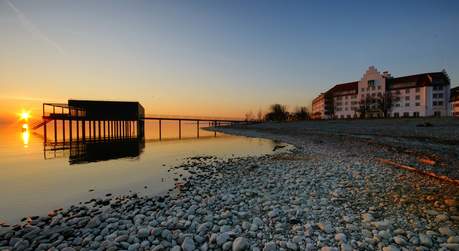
[416,87,420,93]
[415,102,420,106]
[395,103,400,107]
[405,89,410,94]
[378,86,381,90]
[433,94,438,98]
[340,115,344,119]
[415,95,420,100]
[405,96,410,101]
[438,101,443,106]
[434,111,441,116]
[433,101,438,106]
[438,93,443,98]
[394,112,399,118]
[413,112,420,117]
[361,88,365,92]
[346,115,351,118]
[403,112,410,117]
[405,103,410,107]
[368,80,375,87]
[396,90,401,94]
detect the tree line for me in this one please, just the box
[245,104,310,122]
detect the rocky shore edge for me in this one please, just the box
[1,128,459,251]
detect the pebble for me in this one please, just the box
[232,237,249,251]
[181,237,195,251]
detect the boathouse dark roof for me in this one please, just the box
[68,100,144,120]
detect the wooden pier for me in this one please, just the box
[32,100,247,143]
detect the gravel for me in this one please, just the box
[0,120,458,250]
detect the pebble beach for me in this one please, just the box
[1,119,459,251]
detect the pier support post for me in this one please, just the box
[88,121,92,140]
[98,121,101,141]
[178,120,181,139]
[82,120,86,142]
[44,122,47,143]
[69,118,72,142]
[54,119,57,143]
[93,120,96,140]
[197,120,200,138]
[159,119,162,140]
[62,120,65,143]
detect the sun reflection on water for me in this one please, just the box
[21,123,29,147]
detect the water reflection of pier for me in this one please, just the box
[44,137,145,164]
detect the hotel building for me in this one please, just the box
[312,66,451,119]
[451,86,459,117]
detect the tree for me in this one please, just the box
[377,92,393,118]
[244,111,254,121]
[292,106,310,120]
[264,104,289,122]
[358,93,393,118]
[256,109,264,122]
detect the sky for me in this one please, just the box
[1,0,458,123]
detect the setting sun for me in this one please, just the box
[19,111,30,121]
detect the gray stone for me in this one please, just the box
[86,216,101,228]
[171,245,181,251]
[223,241,233,251]
[182,237,195,251]
[217,232,230,246]
[232,237,250,251]
[138,228,150,238]
[263,242,277,251]
[419,233,432,247]
[334,233,347,242]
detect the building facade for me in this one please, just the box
[312,66,451,119]
[451,86,459,117]
[311,93,326,119]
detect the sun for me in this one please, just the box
[20,111,31,121]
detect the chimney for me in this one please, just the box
[382,70,392,78]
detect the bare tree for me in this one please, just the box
[292,106,310,120]
[256,109,264,122]
[358,93,393,118]
[377,92,393,118]
[244,111,254,121]
[265,104,289,122]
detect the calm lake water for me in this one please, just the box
[0,121,287,224]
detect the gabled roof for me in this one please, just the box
[387,72,450,90]
[326,81,358,96]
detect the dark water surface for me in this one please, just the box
[0,121,288,224]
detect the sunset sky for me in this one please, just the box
[1,0,458,123]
